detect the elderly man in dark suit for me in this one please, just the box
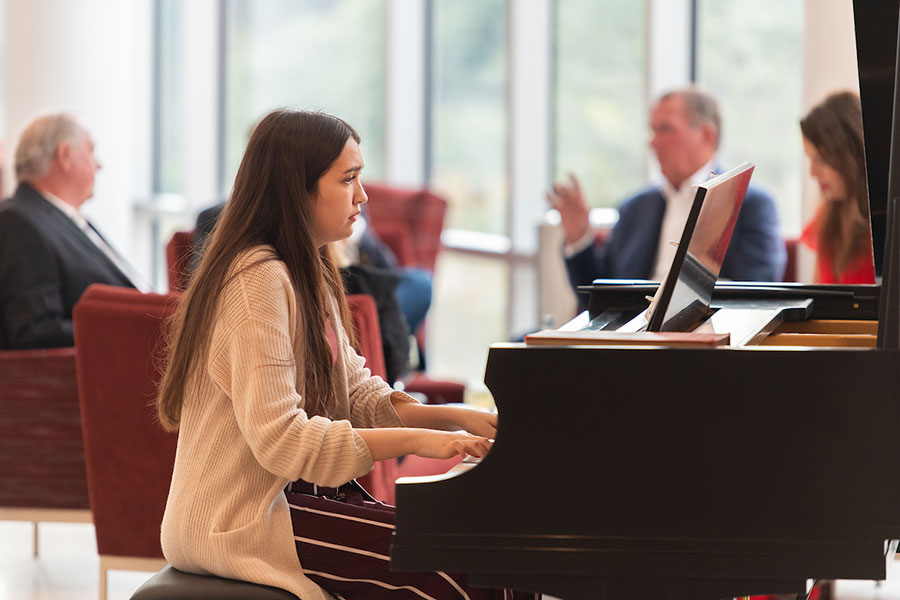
[0,113,141,349]
[550,86,786,311]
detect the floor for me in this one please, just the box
[3,519,900,600]
[0,521,151,600]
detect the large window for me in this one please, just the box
[429,253,508,381]
[426,0,509,383]
[151,1,827,386]
[154,0,183,194]
[429,0,507,235]
[553,0,648,208]
[223,0,386,191]
[696,0,804,234]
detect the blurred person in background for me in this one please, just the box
[799,90,874,284]
[0,112,143,349]
[549,86,785,310]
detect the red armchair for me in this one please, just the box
[165,229,194,292]
[0,346,91,555]
[346,294,398,504]
[355,185,466,402]
[73,284,180,599]
[362,183,443,355]
[363,183,447,272]
[346,293,388,382]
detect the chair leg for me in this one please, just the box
[99,562,107,600]
[32,521,38,558]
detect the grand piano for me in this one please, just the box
[390,3,900,599]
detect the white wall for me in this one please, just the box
[4,0,155,281]
[803,0,860,111]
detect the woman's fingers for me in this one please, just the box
[415,430,493,460]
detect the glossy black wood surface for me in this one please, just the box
[854,0,899,277]
[392,344,900,599]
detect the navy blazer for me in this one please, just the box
[564,184,786,309]
[0,183,134,349]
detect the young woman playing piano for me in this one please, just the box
[800,91,875,284]
[155,109,532,599]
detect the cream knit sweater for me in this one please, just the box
[160,246,410,599]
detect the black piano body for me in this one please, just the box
[392,283,900,599]
[391,2,900,598]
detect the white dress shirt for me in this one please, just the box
[650,161,717,282]
[42,192,152,292]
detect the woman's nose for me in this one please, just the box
[355,182,368,205]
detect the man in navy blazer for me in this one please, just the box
[0,113,137,349]
[550,87,785,310]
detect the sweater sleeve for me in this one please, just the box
[343,340,414,428]
[207,259,374,486]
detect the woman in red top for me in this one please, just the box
[799,91,875,284]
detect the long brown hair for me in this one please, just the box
[156,109,360,431]
[800,91,870,278]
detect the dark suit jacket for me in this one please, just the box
[0,183,134,349]
[564,184,786,309]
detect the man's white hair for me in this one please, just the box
[657,86,722,149]
[15,112,89,183]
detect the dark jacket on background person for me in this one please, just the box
[564,184,785,310]
[0,183,134,349]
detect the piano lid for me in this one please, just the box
[854,0,899,278]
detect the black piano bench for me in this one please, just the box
[130,564,299,600]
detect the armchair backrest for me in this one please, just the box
[363,184,447,272]
[73,284,180,559]
[344,293,399,503]
[346,293,387,380]
[166,230,194,292]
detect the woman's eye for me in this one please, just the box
[344,176,356,184]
